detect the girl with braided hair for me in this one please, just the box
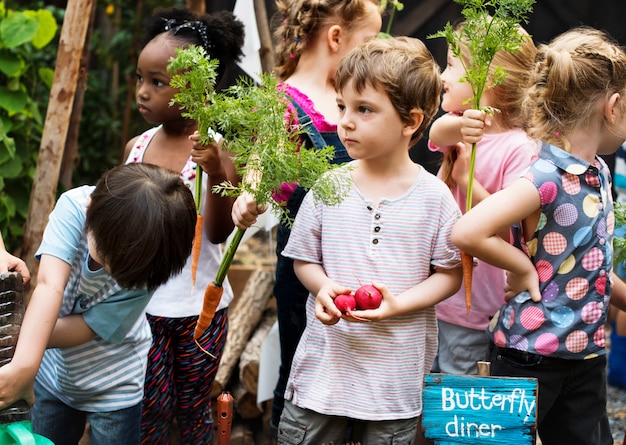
[230,0,382,436]
[123,6,243,444]
[453,26,626,444]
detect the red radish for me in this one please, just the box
[334,293,356,313]
[354,284,382,310]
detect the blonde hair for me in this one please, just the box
[335,36,442,146]
[272,0,380,80]
[523,26,626,151]
[440,23,536,188]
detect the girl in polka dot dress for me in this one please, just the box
[452,27,626,445]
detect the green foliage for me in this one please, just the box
[0,2,59,251]
[428,0,534,211]
[615,202,626,267]
[429,0,534,110]
[168,45,349,227]
[378,0,404,39]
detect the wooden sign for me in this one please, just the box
[422,373,537,445]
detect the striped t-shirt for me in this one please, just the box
[35,186,153,411]
[282,163,461,420]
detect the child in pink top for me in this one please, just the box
[428,23,538,374]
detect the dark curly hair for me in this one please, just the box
[143,6,245,83]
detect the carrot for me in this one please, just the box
[191,214,203,288]
[461,250,473,314]
[194,281,223,357]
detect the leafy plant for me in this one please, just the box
[0,2,59,252]
[378,0,404,39]
[429,0,534,210]
[168,45,349,286]
[615,202,626,267]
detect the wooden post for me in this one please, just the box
[59,1,96,190]
[186,0,205,15]
[253,0,274,73]
[477,361,491,376]
[21,0,95,282]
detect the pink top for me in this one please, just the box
[429,126,539,330]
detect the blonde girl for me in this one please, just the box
[428,23,538,375]
[452,27,626,445]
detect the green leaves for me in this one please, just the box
[615,202,626,267]
[0,2,59,250]
[429,0,534,110]
[378,0,404,39]
[168,45,349,227]
[428,0,534,212]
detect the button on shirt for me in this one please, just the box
[487,142,613,359]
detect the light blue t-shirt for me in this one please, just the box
[34,186,153,411]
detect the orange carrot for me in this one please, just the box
[194,281,224,357]
[461,250,473,314]
[191,214,203,288]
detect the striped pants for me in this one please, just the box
[140,309,228,445]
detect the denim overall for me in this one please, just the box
[271,100,351,431]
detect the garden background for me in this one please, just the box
[1,0,625,277]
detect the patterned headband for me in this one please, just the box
[161,18,213,52]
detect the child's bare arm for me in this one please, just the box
[453,178,542,302]
[0,255,68,408]
[47,314,97,348]
[429,113,463,148]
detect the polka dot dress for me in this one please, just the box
[487,142,614,359]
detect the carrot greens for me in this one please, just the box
[167,45,349,295]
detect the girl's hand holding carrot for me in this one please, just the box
[189,131,223,176]
[460,108,489,144]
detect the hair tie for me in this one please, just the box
[295,37,301,43]
[554,131,560,137]
[161,18,213,52]
[289,53,296,59]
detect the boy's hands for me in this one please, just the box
[0,362,35,409]
[315,282,397,324]
[231,193,268,230]
[314,283,353,325]
[0,250,30,285]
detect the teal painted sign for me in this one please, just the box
[422,374,537,445]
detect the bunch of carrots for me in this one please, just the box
[168,46,350,354]
[430,0,534,313]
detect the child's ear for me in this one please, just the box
[403,109,424,137]
[327,25,342,53]
[606,92,622,125]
